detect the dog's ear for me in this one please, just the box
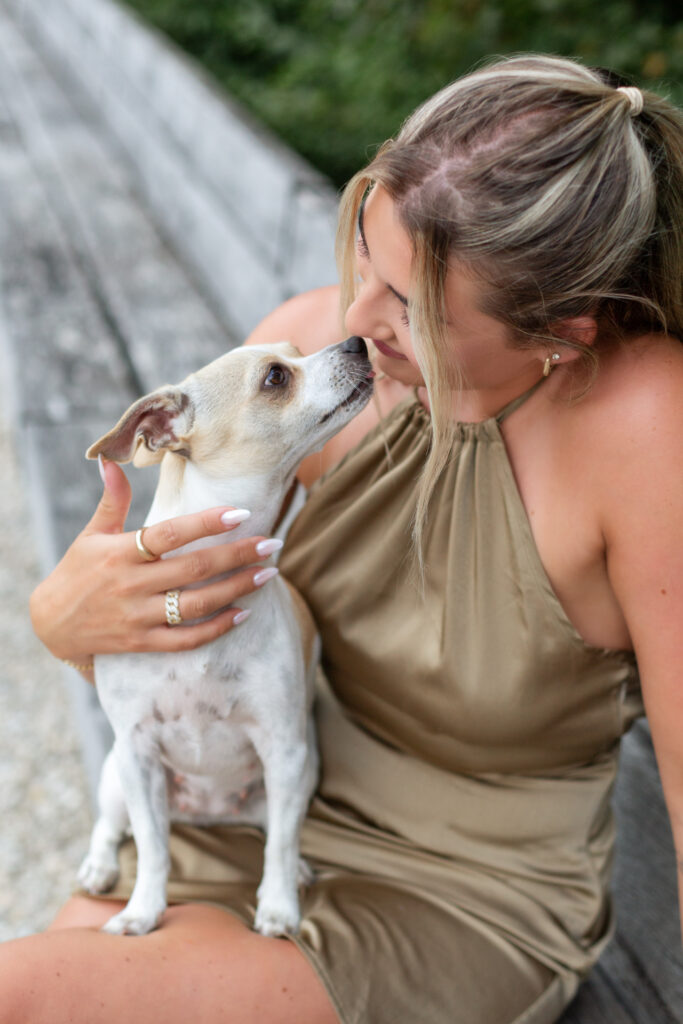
[85,387,195,466]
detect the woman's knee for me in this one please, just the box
[0,905,338,1024]
[0,930,81,1024]
[47,895,128,931]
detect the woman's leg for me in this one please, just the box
[0,897,339,1024]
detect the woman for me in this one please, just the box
[2,55,681,1024]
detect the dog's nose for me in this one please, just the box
[340,336,368,356]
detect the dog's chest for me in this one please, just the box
[97,643,265,761]
[143,657,255,767]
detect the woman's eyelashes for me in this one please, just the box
[356,233,370,260]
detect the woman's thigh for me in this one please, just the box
[0,897,338,1024]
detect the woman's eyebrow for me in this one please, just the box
[358,200,409,307]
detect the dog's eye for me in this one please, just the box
[263,364,289,388]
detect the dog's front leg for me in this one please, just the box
[78,748,130,894]
[250,728,317,937]
[100,733,170,936]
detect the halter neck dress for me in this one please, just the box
[103,384,642,1024]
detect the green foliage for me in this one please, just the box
[123,0,683,187]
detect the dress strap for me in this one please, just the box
[495,377,546,424]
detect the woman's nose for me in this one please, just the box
[344,283,391,341]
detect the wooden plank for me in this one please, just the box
[0,12,137,422]
[612,724,683,1016]
[559,970,636,1024]
[0,9,234,395]
[559,723,683,1022]
[560,933,680,1024]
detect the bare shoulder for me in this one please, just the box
[244,286,342,354]
[563,333,683,547]
[567,334,683,462]
[584,338,683,761]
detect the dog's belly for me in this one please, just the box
[166,763,266,825]
[157,709,266,823]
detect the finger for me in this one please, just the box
[133,507,253,561]
[147,536,282,591]
[144,606,252,653]
[82,459,132,537]
[145,566,278,628]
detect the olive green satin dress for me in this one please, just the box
[98,388,642,1024]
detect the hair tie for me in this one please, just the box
[616,85,644,117]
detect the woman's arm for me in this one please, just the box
[600,341,683,939]
[244,285,342,351]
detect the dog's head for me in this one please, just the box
[86,338,374,476]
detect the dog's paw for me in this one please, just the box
[101,901,165,936]
[254,892,301,937]
[77,854,120,895]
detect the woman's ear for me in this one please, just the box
[537,316,598,372]
[550,316,598,352]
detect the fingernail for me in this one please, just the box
[253,566,279,587]
[221,509,251,526]
[98,454,106,485]
[233,608,252,625]
[255,538,284,557]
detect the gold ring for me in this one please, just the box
[135,527,158,562]
[165,589,182,626]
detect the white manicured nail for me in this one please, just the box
[253,567,279,587]
[233,609,252,625]
[255,538,284,557]
[221,509,251,526]
[98,454,106,484]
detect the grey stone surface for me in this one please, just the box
[0,388,91,940]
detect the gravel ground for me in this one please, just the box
[0,406,92,940]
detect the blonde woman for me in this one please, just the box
[3,55,682,1024]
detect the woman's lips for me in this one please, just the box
[372,338,409,361]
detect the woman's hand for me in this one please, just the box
[29,460,279,667]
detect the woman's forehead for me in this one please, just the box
[363,185,491,319]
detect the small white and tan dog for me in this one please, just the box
[77,336,373,937]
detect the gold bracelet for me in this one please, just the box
[61,657,95,673]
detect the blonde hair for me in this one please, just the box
[336,55,683,561]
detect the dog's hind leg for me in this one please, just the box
[78,749,129,894]
[250,717,318,937]
[99,734,170,936]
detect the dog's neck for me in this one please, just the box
[145,453,296,541]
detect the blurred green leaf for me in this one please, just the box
[123,0,683,186]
